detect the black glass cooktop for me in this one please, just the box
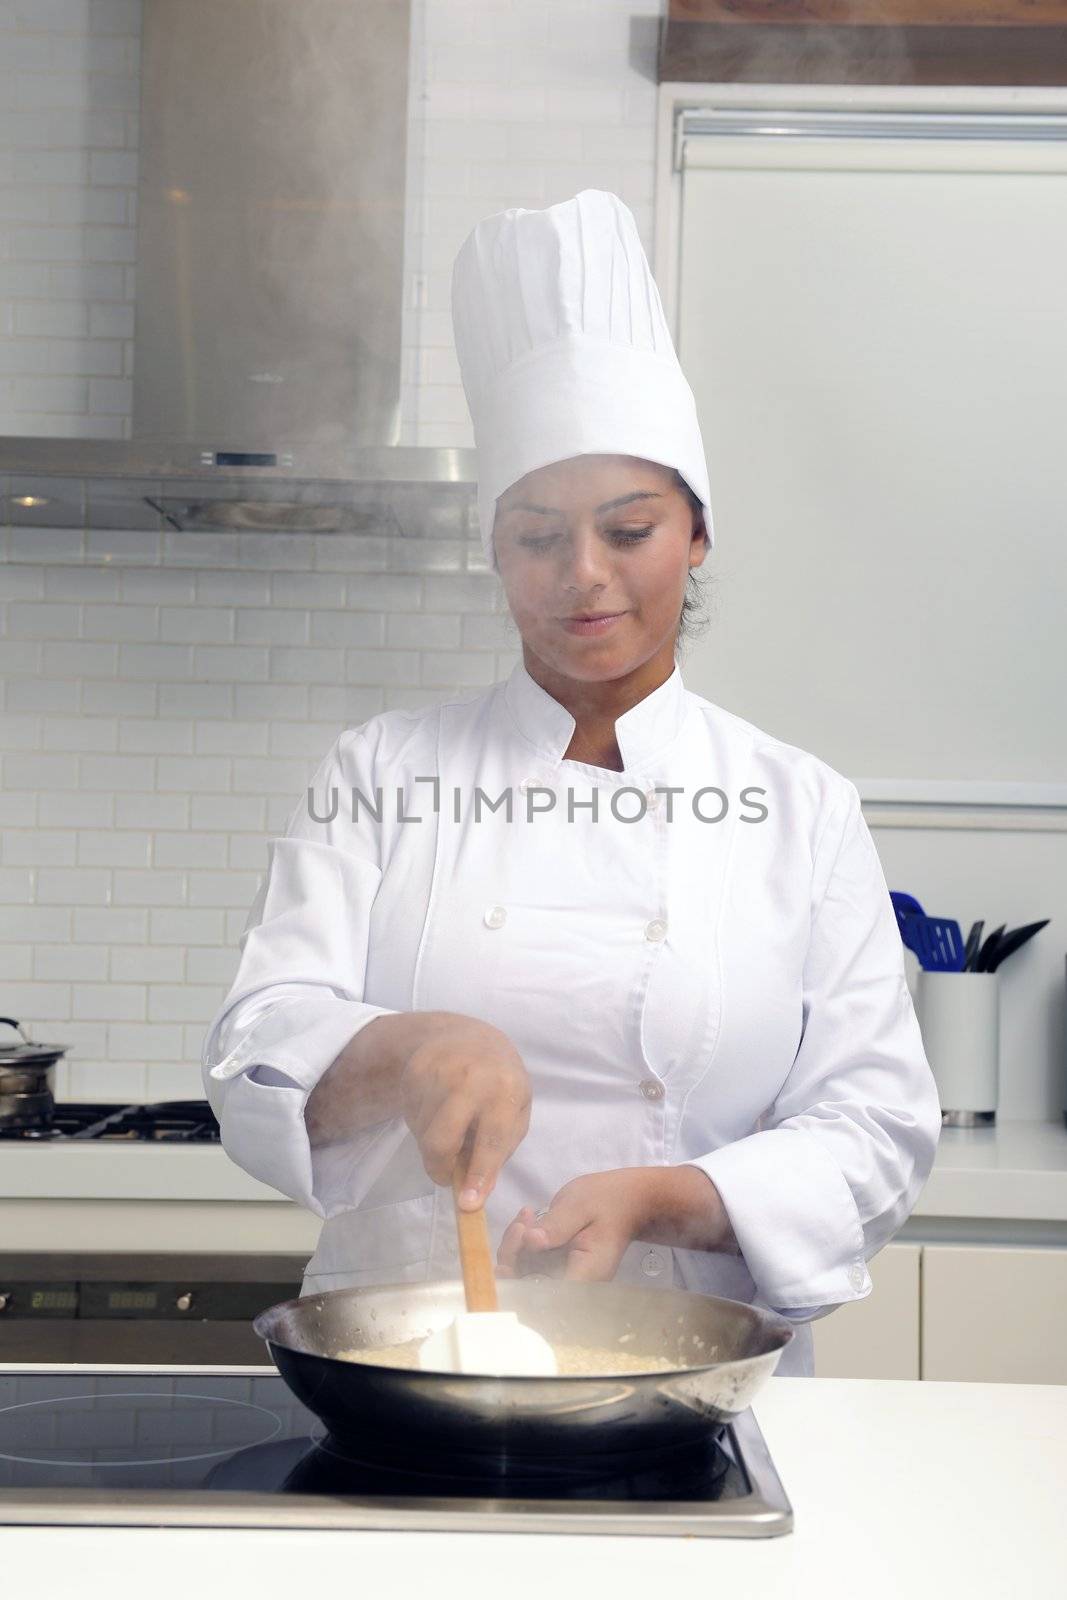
[0,1370,793,1537]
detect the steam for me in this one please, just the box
[722,3,915,84]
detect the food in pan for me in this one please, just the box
[334,1337,690,1376]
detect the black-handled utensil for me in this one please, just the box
[973,923,1006,973]
[963,920,984,972]
[986,919,1050,973]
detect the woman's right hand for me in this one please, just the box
[398,1017,531,1210]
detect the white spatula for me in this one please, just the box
[418,1171,558,1377]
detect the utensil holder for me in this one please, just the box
[915,970,999,1126]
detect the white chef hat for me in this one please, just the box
[450,188,714,574]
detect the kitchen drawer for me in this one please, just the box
[812,1242,920,1378]
[921,1243,1067,1384]
[0,1319,274,1365]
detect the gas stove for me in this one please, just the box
[0,1100,220,1142]
[0,1366,793,1537]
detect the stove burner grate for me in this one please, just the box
[0,1099,221,1142]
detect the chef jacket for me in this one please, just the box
[202,658,942,1378]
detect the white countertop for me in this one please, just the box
[0,1140,284,1203]
[914,1117,1067,1220]
[3,1117,1067,1220]
[1,1375,1064,1599]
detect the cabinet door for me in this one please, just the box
[812,1242,921,1378]
[921,1244,1067,1384]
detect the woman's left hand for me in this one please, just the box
[496,1166,738,1282]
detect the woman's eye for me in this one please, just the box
[517,527,653,552]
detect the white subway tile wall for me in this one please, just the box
[0,513,521,1099]
[1,0,660,1098]
[402,0,658,448]
[0,0,142,440]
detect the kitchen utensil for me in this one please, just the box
[915,968,999,1125]
[417,1172,558,1376]
[973,923,1007,973]
[907,915,967,972]
[898,924,931,968]
[0,1018,70,1131]
[890,891,925,940]
[985,919,1050,973]
[962,920,984,971]
[894,911,930,966]
[254,1278,794,1462]
[891,895,972,972]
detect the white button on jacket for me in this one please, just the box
[201,658,941,1377]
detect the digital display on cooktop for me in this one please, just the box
[0,1374,749,1505]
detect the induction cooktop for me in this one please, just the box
[0,1365,793,1537]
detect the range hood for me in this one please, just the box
[0,0,473,496]
[136,0,410,475]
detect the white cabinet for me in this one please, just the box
[921,1244,1067,1385]
[812,1243,921,1379]
[811,1242,1067,1383]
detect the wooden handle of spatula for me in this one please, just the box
[451,1168,498,1312]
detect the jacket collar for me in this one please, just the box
[502,656,689,771]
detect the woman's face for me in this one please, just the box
[493,454,708,684]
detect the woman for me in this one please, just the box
[202,191,941,1378]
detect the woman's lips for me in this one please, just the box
[560,611,628,636]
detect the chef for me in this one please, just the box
[202,188,942,1379]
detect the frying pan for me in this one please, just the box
[254,1276,794,1464]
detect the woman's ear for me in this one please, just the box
[690,512,710,566]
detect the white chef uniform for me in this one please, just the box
[202,659,942,1379]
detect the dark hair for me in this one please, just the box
[672,470,712,656]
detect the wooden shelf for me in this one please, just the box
[661,1,1067,86]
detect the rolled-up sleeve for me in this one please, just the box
[201,730,402,1218]
[687,778,942,1321]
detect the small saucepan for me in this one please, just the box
[254,1276,794,1469]
[0,1018,71,1132]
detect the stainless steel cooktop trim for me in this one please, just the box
[0,1365,793,1538]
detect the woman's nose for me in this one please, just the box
[559,530,612,589]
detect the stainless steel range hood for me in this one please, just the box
[0,0,474,492]
[135,0,411,475]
